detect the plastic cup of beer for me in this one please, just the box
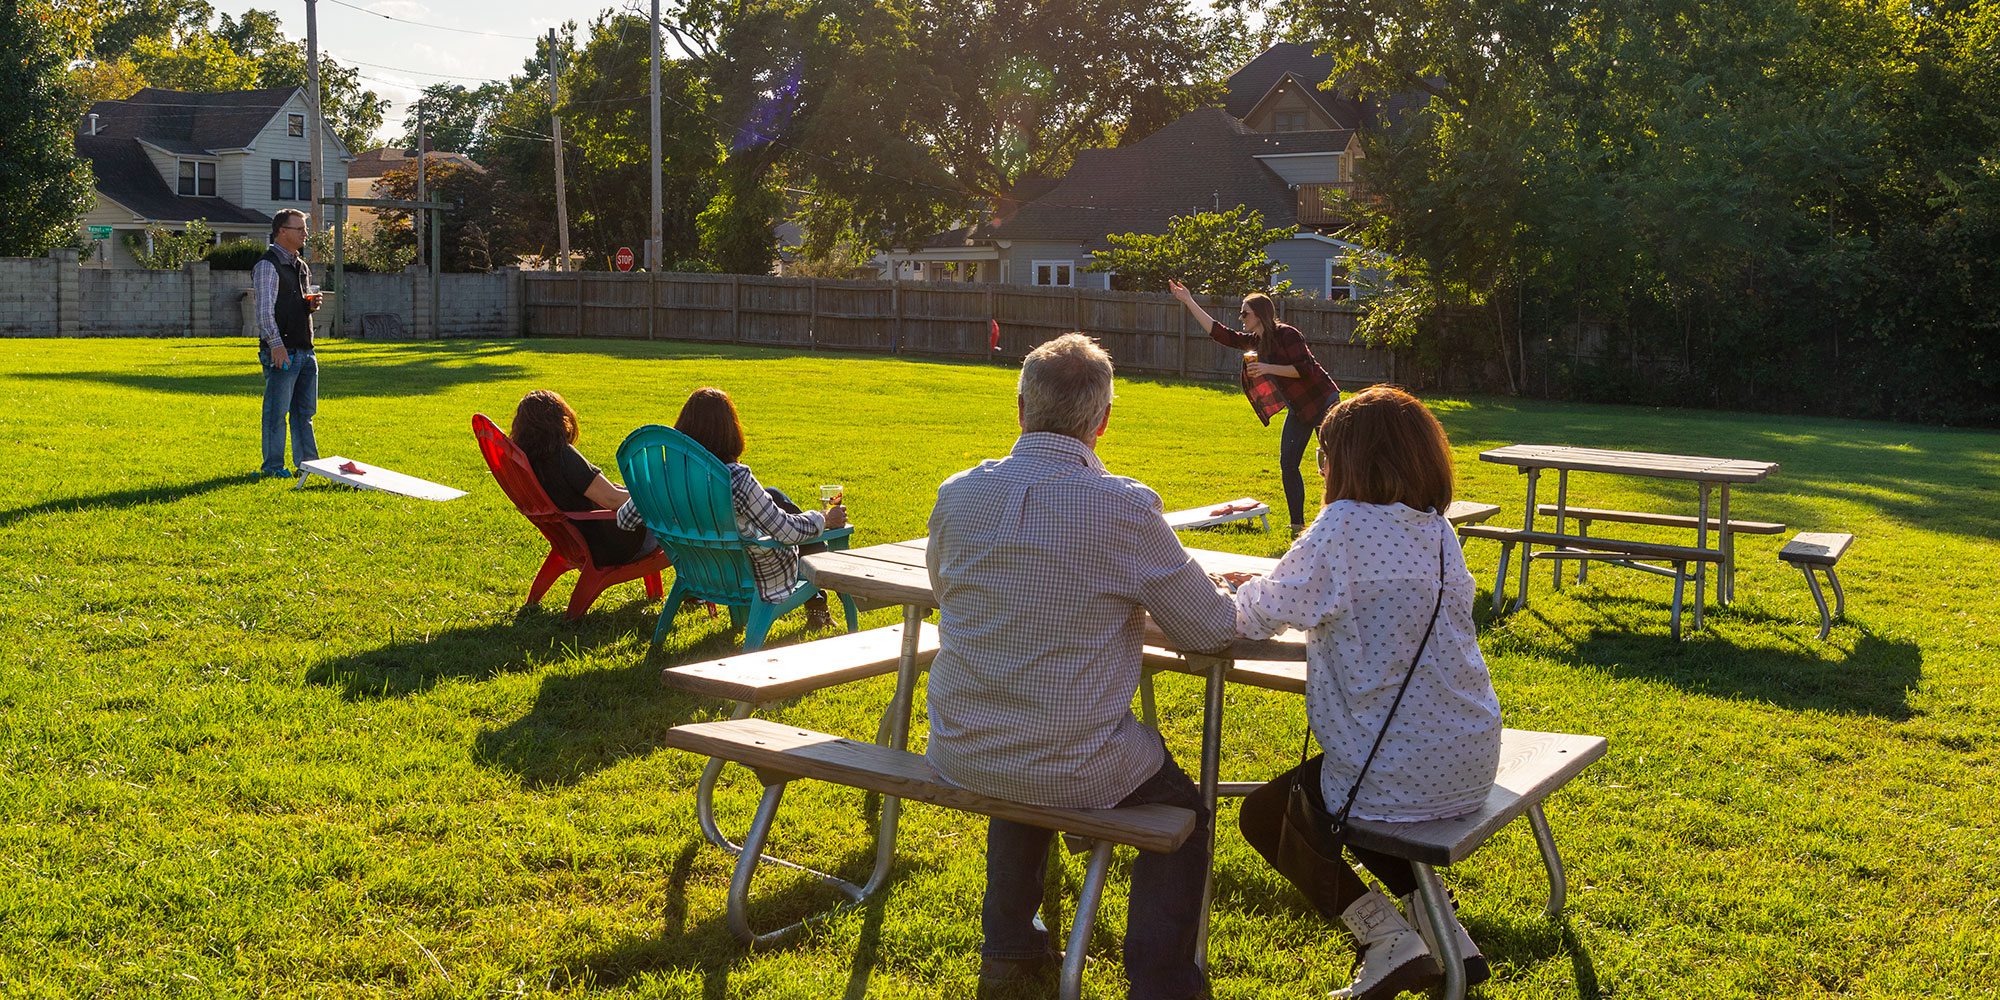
[819,484,844,509]
[1243,349,1258,364]
[305,284,322,308]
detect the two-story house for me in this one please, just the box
[74,87,354,267]
[880,44,1404,298]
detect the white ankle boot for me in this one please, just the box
[1329,890,1439,1000]
[1401,890,1490,987]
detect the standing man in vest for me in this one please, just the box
[255,209,321,478]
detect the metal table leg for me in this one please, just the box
[1413,863,1466,1000]
[1717,484,1733,606]
[1192,653,1228,970]
[1552,469,1569,590]
[1515,468,1540,612]
[1527,802,1568,919]
[1693,483,1710,630]
[1060,842,1117,1000]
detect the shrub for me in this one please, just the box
[205,239,267,271]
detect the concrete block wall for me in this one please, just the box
[3,261,521,338]
[0,255,60,336]
[78,267,197,337]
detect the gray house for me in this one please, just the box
[881,44,1387,298]
[74,87,353,267]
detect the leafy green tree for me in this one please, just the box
[374,158,514,272]
[0,0,95,257]
[396,83,507,159]
[128,29,261,90]
[126,219,214,269]
[1086,207,1298,296]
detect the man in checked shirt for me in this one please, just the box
[926,333,1237,999]
[252,208,321,477]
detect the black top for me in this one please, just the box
[260,245,314,352]
[528,443,651,567]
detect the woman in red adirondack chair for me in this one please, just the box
[615,388,848,630]
[1169,279,1340,537]
[511,390,655,567]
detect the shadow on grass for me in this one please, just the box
[560,840,894,998]
[1493,592,1920,718]
[14,342,532,400]
[0,472,254,529]
[301,598,660,700]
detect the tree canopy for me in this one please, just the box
[2,0,95,257]
[1086,208,1299,296]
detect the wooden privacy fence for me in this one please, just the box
[523,272,1394,385]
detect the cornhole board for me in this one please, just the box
[1165,497,1270,532]
[295,456,466,501]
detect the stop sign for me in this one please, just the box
[615,246,635,272]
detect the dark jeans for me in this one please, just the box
[1238,754,1417,919]
[258,345,318,476]
[981,742,1212,1000]
[1278,397,1333,530]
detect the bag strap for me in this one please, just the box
[1301,525,1451,827]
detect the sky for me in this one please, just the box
[207,1,634,145]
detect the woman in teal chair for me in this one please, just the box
[617,387,848,629]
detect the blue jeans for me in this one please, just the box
[260,345,319,476]
[981,739,1212,1000]
[1279,396,1334,530]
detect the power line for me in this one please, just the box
[322,0,544,41]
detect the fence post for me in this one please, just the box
[807,278,819,348]
[891,279,902,354]
[185,259,210,337]
[1073,286,1084,334]
[646,273,657,341]
[1178,304,1189,378]
[51,249,79,337]
[573,274,584,337]
[730,275,742,343]
[986,285,997,358]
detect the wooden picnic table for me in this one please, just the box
[1480,444,1779,626]
[801,539,1300,970]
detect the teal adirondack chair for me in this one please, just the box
[616,424,858,653]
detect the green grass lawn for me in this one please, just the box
[2,337,1996,999]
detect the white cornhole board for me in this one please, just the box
[1165,497,1271,532]
[295,456,466,501]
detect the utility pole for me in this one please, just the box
[648,0,663,272]
[305,0,324,233]
[548,28,571,272]
[414,100,427,267]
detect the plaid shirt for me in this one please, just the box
[616,462,824,602]
[924,433,1239,808]
[1211,321,1338,419]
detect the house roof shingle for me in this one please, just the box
[1224,43,1337,120]
[76,134,271,226]
[347,146,484,180]
[976,108,1350,245]
[86,87,301,154]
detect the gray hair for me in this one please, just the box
[1019,333,1114,440]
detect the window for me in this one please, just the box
[271,160,313,201]
[1326,259,1354,300]
[1274,111,1309,132]
[1031,260,1073,287]
[177,160,216,197]
[288,113,305,137]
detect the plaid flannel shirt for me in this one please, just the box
[1210,321,1338,422]
[924,433,1239,808]
[616,462,824,602]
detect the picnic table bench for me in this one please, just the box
[1533,504,1784,587]
[661,623,940,895]
[663,717,1196,998]
[1458,524,1724,638]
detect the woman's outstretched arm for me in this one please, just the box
[1169,279,1219,329]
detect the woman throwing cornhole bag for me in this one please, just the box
[1170,279,1339,536]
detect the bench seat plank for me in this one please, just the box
[1444,501,1502,526]
[1780,532,1853,565]
[662,623,940,703]
[663,717,1197,853]
[1536,504,1785,534]
[1346,730,1608,866]
[1165,497,1270,531]
[1457,524,1724,563]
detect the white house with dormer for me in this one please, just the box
[74,87,354,267]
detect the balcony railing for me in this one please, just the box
[1297,182,1358,226]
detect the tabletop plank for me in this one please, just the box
[1480,444,1777,483]
[803,542,1304,660]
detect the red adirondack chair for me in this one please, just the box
[472,413,669,619]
